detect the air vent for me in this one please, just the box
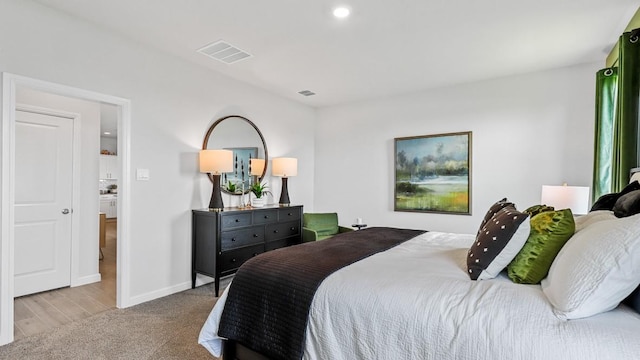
[197,40,252,64]
[298,90,316,96]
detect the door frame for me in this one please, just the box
[0,73,133,345]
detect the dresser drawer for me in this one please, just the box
[221,213,252,229]
[253,209,279,225]
[220,244,264,273]
[278,208,301,222]
[265,237,300,252]
[265,220,301,242]
[221,227,264,251]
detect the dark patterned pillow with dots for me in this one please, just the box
[478,198,513,232]
[468,205,530,280]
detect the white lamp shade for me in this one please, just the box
[272,157,298,177]
[199,149,233,174]
[250,158,266,176]
[541,185,590,215]
[631,170,640,184]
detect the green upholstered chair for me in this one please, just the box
[302,213,353,242]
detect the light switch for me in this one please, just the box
[136,168,150,181]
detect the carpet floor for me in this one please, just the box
[0,284,222,360]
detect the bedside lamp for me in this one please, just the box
[272,157,297,206]
[630,168,640,183]
[200,149,233,210]
[541,184,590,215]
[250,158,266,179]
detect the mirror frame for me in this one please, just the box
[202,115,268,195]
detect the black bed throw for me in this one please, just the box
[217,227,425,360]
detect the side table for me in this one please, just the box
[352,224,368,230]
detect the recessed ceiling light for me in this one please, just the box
[333,7,350,18]
[104,131,111,135]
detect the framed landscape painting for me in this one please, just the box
[394,131,472,214]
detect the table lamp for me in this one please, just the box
[630,168,640,184]
[200,149,233,210]
[540,184,590,215]
[272,157,297,206]
[250,158,266,179]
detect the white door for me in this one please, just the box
[14,110,73,297]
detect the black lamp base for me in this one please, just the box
[209,174,224,210]
[279,177,290,206]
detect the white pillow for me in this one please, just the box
[573,210,616,233]
[541,213,640,319]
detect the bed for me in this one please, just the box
[199,191,640,359]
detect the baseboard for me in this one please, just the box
[71,273,101,287]
[126,276,234,308]
[127,281,192,307]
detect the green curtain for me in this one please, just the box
[592,68,618,201]
[593,28,640,201]
[612,29,640,192]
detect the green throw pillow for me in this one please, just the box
[507,209,575,284]
[523,204,555,217]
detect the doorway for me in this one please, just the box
[0,73,132,345]
[13,99,119,339]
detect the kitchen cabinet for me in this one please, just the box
[100,195,117,219]
[99,155,118,180]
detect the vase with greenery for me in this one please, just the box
[225,181,237,193]
[250,181,270,207]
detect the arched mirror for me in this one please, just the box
[202,115,268,195]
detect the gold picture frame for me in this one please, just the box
[394,131,472,214]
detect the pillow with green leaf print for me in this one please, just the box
[507,209,575,284]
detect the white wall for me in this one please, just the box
[0,0,316,314]
[16,88,101,286]
[315,63,599,234]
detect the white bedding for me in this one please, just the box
[199,231,640,359]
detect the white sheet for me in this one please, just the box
[199,231,640,359]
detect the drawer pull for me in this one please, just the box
[288,213,293,216]
[235,219,240,223]
[253,234,259,238]
[264,215,269,219]
[231,238,236,241]
[290,227,295,231]
[231,258,237,263]
[253,253,258,256]
[273,230,279,233]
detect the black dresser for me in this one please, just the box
[192,205,303,296]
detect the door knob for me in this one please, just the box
[62,209,70,214]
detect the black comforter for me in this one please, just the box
[218,227,425,360]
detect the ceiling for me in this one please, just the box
[35,0,637,108]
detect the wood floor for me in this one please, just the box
[13,220,117,340]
